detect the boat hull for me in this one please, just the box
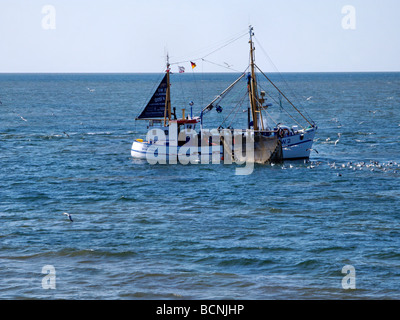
[131,140,222,161]
[131,127,316,162]
[280,127,316,160]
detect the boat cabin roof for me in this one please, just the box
[170,119,199,125]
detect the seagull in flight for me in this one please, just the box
[335,133,341,146]
[87,87,95,92]
[17,114,28,122]
[63,212,73,222]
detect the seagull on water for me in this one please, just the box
[63,212,73,222]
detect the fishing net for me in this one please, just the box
[221,131,282,164]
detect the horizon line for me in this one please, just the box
[1,70,400,74]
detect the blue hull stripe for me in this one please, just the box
[132,139,313,155]
[282,139,312,148]
[131,148,217,156]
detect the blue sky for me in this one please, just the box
[0,0,399,72]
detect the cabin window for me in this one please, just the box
[153,120,162,127]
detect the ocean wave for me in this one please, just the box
[3,248,137,261]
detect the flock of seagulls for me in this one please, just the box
[279,159,400,175]
[328,160,400,175]
[319,133,341,147]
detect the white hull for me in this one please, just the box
[131,141,222,161]
[280,127,316,160]
[131,127,316,161]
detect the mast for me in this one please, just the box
[164,53,172,126]
[248,26,259,131]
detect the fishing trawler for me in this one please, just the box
[131,26,317,162]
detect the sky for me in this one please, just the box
[0,0,399,73]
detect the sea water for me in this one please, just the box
[0,72,399,299]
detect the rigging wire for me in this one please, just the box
[226,89,251,128]
[256,81,303,128]
[219,86,248,128]
[261,108,278,127]
[201,71,248,114]
[170,30,248,68]
[168,30,249,116]
[170,29,247,63]
[247,83,280,130]
[255,64,313,127]
[201,58,242,73]
[168,30,248,111]
[201,32,248,60]
[254,36,315,124]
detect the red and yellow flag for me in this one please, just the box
[190,61,197,69]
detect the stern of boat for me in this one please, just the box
[280,126,317,160]
[131,139,149,159]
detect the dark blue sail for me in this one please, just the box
[136,74,168,119]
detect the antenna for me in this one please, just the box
[249,25,254,39]
[164,46,170,69]
[166,52,170,69]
